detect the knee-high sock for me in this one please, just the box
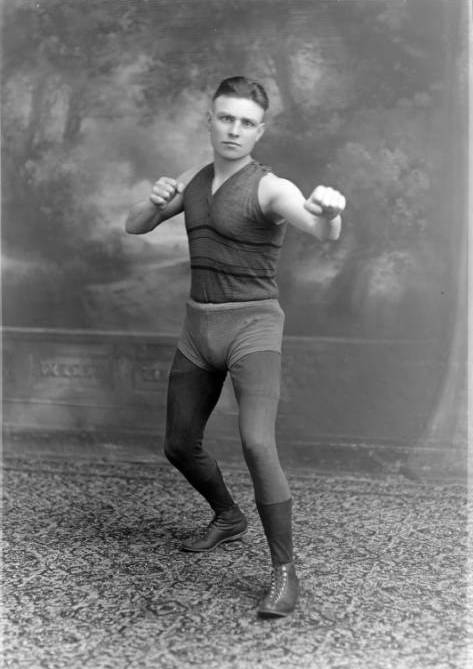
[256,498,294,566]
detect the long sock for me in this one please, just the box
[164,349,235,515]
[256,498,293,566]
[193,464,237,515]
[165,454,236,515]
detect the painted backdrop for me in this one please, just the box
[2,0,466,343]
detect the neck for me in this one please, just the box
[212,153,253,179]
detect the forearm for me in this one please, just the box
[125,199,162,235]
[312,215,342,242]
[284,212,341,242]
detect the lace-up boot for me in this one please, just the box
[257,561,299,618]
[181,504,248,552]
[256,498,299,616]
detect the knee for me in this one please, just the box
[163,431,187,465]
[164,423,203,465]
[241,433,275,465]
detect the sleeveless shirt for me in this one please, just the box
[183,160,287,303]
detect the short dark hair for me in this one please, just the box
[212,76,269,112]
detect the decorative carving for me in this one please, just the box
[39,359,107,380]
[139,364,162,382]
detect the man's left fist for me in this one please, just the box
[304,185,346,221]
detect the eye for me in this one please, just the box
[242,119,256,128]
[219,115,234,123]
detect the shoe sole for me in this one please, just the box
[180,528,248,553]
[257,608,292,619]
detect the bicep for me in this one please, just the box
[265,178,317,233]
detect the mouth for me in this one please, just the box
[222,141,241,148]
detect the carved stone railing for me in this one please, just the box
[2,327,466,477]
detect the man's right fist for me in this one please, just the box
[149,177,184,208]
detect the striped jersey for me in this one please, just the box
[183,160,287,303]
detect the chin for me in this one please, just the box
[219,150,245,161]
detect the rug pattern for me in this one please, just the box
[2,456,470,669]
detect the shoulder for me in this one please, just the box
[258,172,301,214]
[179,162,212,190]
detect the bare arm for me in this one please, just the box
[125,166,202,235]
[125,186,183,235]
[259,174,346,241]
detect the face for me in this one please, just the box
[207,95,266,161]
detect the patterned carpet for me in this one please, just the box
[2,454,470,669]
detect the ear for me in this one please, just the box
[206,110,212,130]
[255,122,266,143]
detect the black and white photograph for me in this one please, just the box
[2,0,470,667]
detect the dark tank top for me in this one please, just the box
[183,160,287,303]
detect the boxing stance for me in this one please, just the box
[125,76,346,618]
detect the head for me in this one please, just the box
[207,76,269,161]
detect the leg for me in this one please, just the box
[164,349,247,550]
[230,351,299,617]
[164,348,230,511]
[232,358,290,506]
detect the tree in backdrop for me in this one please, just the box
[1,0,464,337]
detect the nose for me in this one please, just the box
[228,121,241,137]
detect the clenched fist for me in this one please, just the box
[304,185,346,221]
[149,177,185,209]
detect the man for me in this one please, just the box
[125,76,346,618]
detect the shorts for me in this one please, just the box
[177,298,285,372]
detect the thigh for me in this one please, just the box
[166,349,226,435]
[230,350,281,404]
[229,351,281,442]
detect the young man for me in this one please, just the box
[125,76,346,618]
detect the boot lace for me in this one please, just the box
[268,566,288,603]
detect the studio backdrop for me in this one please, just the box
[2,0,467,474]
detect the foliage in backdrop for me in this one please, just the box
[1,0,466,337]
